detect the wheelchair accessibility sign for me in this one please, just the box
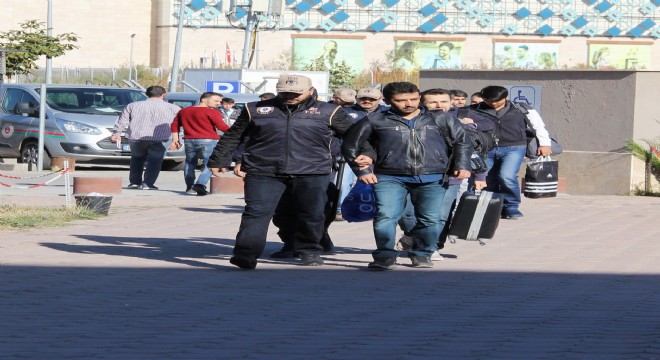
[507,85,542,113]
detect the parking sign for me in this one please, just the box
[206,81,240,94]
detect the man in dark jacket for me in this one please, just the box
[207,74,353,270]
[341,82,472,270]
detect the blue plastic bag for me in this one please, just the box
[340,181,376,222]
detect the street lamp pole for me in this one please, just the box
[129,34,136,82]
[45,0,53,84]
[170,1,185,92]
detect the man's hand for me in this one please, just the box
[474,180,487,190]
[453,169,471,180]
[538,145,552,156]
[111,134,121,143]
[233,163,246,178]
[210,167,227,177]
[359,173,378,184]
[354,155,373,170]
[167,140,181,150]
[461,117,475,124]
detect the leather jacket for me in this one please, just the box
[341,108,472,177]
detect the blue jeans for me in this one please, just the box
[486,145,526,216]
[372,175,446,259]
[398,182,459,249]
[234,174,329,260]
[128,140,166,187]
[184,139,218,188]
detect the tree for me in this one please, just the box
[0,20,78,77]
[301,57,354,92]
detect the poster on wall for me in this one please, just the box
[493,42,559,70]
[293,38,364,74]
[394,40,464,70]
[588,43,651,70]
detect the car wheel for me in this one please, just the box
[161,160,184,171]
[20,141,52,170]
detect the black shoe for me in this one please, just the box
[139,184,159,190]
[501,212,524,220]
[185,186,196,194]
[192,183,210,196]
[410,256,433,268]
[300,252,324,266]
[367,258,397,271]
[127,183,141,189]
[229,256,256,269]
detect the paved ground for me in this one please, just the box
[1,168,660,359]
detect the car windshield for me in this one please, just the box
[38,88,147,115]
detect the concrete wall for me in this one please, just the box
[420,71,660,195]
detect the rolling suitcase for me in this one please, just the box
[447,190,503,245]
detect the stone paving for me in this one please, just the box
[1,169,660,359]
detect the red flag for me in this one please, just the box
[225,43,232,65]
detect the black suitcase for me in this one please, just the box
[447,191,503,245]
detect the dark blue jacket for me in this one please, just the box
[208,96,352,176]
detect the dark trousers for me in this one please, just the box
[234,174,330,260]
[128,140,166,186]
[273,179,337,250]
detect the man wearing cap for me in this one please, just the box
[346,87,389,123]
[331,88,356,108]
[207,74,360,270]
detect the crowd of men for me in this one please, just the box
[113,75,552,271]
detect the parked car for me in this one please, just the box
[0,84,185,170]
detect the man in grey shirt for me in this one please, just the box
[112,86,181,190]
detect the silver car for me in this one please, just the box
[0,84,185,170]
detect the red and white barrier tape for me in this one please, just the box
[0,167,70,189]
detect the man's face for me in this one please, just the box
[452,96,467,107]
[221,102,234,110]
[438,45,451,59]
[422,94,451,111]
[483,98,507,110]
[357,97,381,112]
[202,95,222,109]
[386,92,421,115]
[278,89,312,105]
[470,95,483,104]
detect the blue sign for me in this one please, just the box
[206,81,240,94]
[507,85,542,113]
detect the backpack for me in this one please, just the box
[432,111,493,173]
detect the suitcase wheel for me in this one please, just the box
[478,238,489,246]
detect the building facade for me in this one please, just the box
[1,0,658,73]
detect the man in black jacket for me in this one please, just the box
[207,74,353,270]
[341,82,472,270]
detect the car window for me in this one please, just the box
[1,89,24,113]
[41,88,148,115]
[168,100,196,108]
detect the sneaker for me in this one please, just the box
[431,251,445,261]
[229,255,257,270]
[367,258,397,271]
[396,235,413,251]
[335,213,345,221]
[185,186,196,194]
[300,252,324,266]
[127,183,141,189]
[410,256,434,268]
[191,183,210,196]
[139,184,159,190]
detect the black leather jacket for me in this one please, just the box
[208,96,353,176]
[341,108,472,177]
